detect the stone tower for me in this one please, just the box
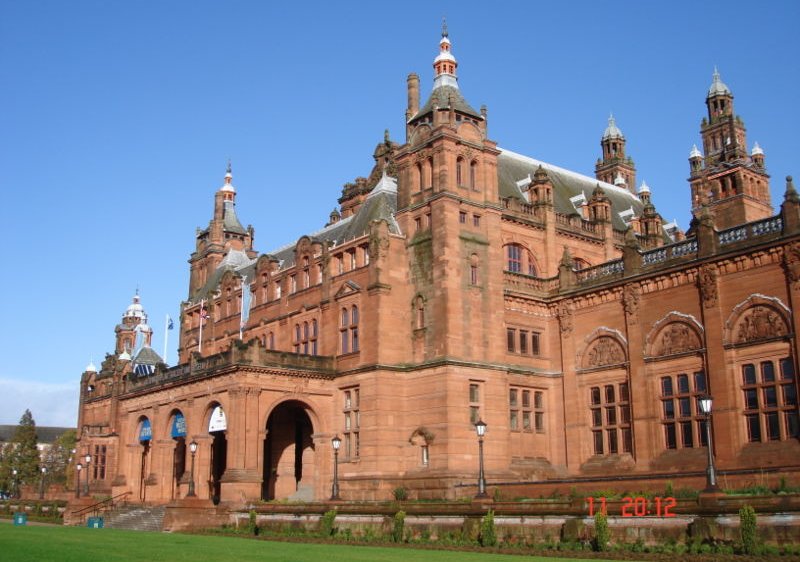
[595,115,637,194]
[689,69,772,229]
[187,163,256,298]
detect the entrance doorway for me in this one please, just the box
[208,404,228,505]
[262,401,315,501]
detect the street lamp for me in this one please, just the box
[75,464,82,498]
[187,441,198,497]
[330,435,341,500]
[83,453,91,496]
[39,466,47,500]
[475,419,488,499]
[698,395,720,492]
[11,469,18,499]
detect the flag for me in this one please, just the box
[167,315,174,330]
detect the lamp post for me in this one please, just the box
[83,453,91,496]
[330,435,341,500]
[39,466,47,500]
[75,464,82,498]
[698,395,720,492]
[187,441,198,497]
[475,419,488,499]
[11,469,18,499]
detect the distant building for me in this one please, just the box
[78,28,799,506]
[0,425,73,458]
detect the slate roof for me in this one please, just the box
[133,346,163,366]
[497,148,645,231]
[411,85,482,122]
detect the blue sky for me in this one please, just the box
[1,1,798,427]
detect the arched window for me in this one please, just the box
[427,157,434,189]
[470,253,480,286]
[303,322,310,354]
[507,244,522,273]
[351,305,359,352]
[456,157,464,186]
[293,324,301,353]
[505,243,537,276]
[470,160,477,190]
[311,320,318,356]
[416,163,423,192]
[341,308,350,354]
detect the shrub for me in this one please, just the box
[247,509,259,535]
[392,487,407,501]
[739,504,758,555]
[391,510,405,543]
[479,509,497,547]
[319,509,337,537]
[593,511,610,552]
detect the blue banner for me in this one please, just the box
[139,419,152,442]
[171,413,186,438]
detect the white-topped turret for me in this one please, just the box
[707,67,732,98]
[432,18,458,90]
[602,114,624,140]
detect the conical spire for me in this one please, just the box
[221,160,235,194]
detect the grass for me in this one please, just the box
[0,524,615,562]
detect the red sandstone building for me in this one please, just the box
[78,29,800,506]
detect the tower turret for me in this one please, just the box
[115,291,149,355]
[595,114,636,194]
[689,70,772,229]
[188,163,256,299]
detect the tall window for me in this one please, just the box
[293,324,301,353]
[660,371,708,449]
[456,157,464,186]
[343,387,360,458]
[267,332,275,350]
[290,274,297,294]
[310,320,318,356]
[415,296,425,329]
[506,327,542,356]
[470,254,479,286]
[590,383,632,455]
[507,244,522,273]
[742,358,798,442]
[469,382,482,424]
[340,306,359,354]
[469,160,477,189]
[93,444,107,480]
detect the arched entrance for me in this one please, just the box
[262,401,316,501]
[170,411,187,499]
[208,405,227,505]
[137,417,152,502]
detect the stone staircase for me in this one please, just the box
[104,504,166,532]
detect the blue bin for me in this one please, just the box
[13,513,27,526]
[87,516,104,528]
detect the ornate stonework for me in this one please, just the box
[699,264,719,308]
[784,242,800,287]
[556,302,573,334]
[583,336,626,368]
[656,322,702,356]
[735,305,789,343]
[622,284,640,319]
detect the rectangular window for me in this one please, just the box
[336,255,344,275]
[473,215,481,227]
[342,386,360,459]
[348,250,357,270]
[414,217,421,231]
[509,386,541,433]
[742,357,797,443]
[519,330,528,354]
[459,211,467,224]
[660,371,706,449]
[469,382,482,425]
[290,275,297,294]
[531,332,541,356]
[506,328,516,352]
[590,382,631,454]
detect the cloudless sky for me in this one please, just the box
[1,1,798,427]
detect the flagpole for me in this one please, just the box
[163,314,169,365]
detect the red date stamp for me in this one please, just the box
[586,496,677,517]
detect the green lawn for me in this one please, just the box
[0,524,616,562]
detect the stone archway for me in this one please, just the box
[262,401,316,501]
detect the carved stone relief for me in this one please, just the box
[698,264,719,308]
[735,305,789,343]
[584,336,626,368]
[657,322,702,356]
